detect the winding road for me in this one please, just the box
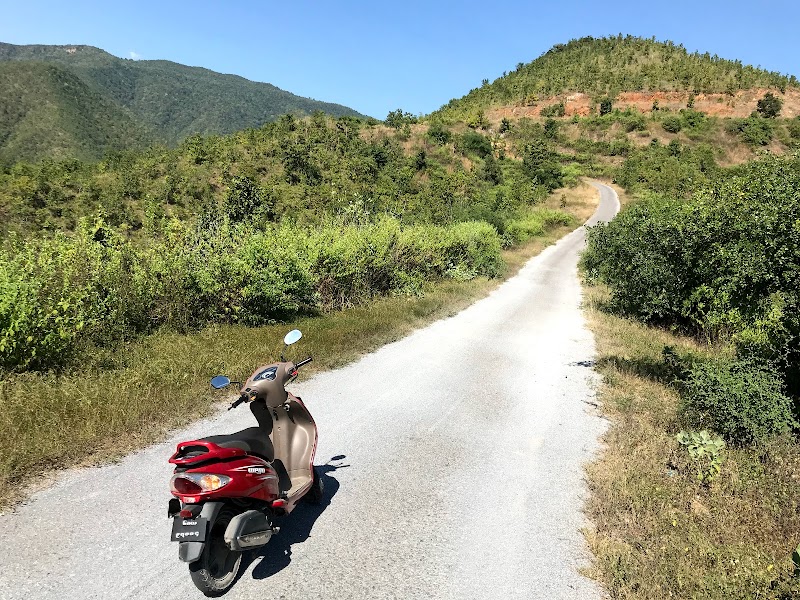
[0,183,619,600]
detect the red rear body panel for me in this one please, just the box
[169,440,280,504]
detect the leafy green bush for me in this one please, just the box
[675,429,726,483]
[501,210,573,248]
[521,139,563,191]
[540,102,566,118]
[426,122,452,145]
[680,358,796,445]
[662,116,683,133]
[680,109,708,129]
[615,142,715,195]
[0,216,504,372]
[756,92,782,118]
[787,117,800,140]
[726,116,774,146]
[458,131,493,158]
[584,155,800,401]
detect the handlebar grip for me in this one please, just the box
[229,393,248,410]
[295,356,313,369]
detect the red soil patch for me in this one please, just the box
[487,88,800,121]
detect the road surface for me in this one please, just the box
[0,183,619,599]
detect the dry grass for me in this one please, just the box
[583,284,800,599]
[0,185,599,509]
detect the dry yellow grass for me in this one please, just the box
[582,284,800,599]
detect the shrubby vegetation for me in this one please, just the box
[616,140,717,196]
[0,113,575,374]
[583,155,800,444]
[0,216,505,372]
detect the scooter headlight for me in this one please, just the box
[170,473,231,494]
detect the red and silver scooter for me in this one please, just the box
[167,329,321,596]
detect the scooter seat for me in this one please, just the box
[202,427,274,461]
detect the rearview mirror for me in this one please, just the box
[210,375,231,389]
[283,329,302,346]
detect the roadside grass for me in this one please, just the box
[0,182,598,508]
[583,284,800,599]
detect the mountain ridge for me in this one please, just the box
[0,41,366,162]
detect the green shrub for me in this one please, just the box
[675,429,726,483]
[459,131,493,158]
[427,122,452,145]
[680,109,708,129]
[540,102,566,118]
[0,216,505,372]
[756,92,782,118]
[726,116,774,146]
[787,117,800,140]
[501,210,573,248]
[680,358,796,446]
[584,155,800,399]
[662,116,683,133]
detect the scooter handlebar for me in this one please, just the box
[228,392,249,410]
[295,356,313,369]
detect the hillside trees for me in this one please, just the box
[385,109,417,129]
[522,139,563,191]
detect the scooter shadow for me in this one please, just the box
[242,459,347,581]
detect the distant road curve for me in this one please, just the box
[0,182,619,600]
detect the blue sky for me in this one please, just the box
[2,0,798,118]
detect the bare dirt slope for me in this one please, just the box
[487,88,800,119]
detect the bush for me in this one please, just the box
[0,217,504,372]
[680,109,708,129]
[726,116,774,146]
[459,131,493,158]
[662,116,683,133]
[787,117,800,140]
[540,102,566,118]
[680,358,796,445]
[584,155,800,399]
[427,122,452,145]
[501,210,572,248]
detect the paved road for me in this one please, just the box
[0,183,619,600]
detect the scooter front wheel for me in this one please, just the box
[189,508,242,597]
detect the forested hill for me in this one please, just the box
[0,62,154,164]
[0,42,365,162]
[435,35,798,121]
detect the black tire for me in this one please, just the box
[305,466,324,505]
[189,508,242,597]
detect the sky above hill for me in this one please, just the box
[3,0,799,118]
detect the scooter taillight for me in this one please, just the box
[171,476,203,495]
[170,473,232,495]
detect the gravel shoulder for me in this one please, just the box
[0,183,619,600]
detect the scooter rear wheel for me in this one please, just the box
[189,508,242,597]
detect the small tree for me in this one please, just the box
[599,97,613,116]
[756,92,782,118]
[662,116,683,133]
[499,118,512,134]
[385,109,417,129]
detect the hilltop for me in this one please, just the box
[0,42,366,162]
[435,35,798,122]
